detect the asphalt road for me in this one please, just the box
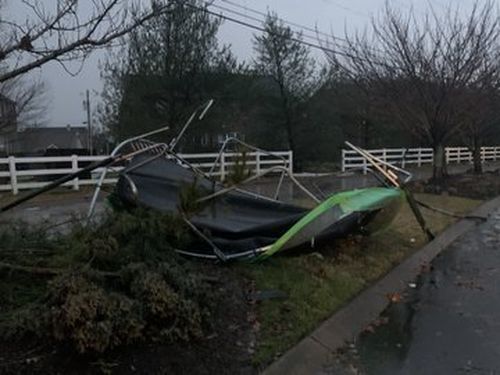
[0,192,106,228]
[328,208,500,374]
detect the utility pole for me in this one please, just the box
[85,89,93,155]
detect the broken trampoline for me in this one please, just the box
[85,102,410,262]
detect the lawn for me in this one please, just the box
[244,193,482,366]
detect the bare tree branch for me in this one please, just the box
[0,74,48,132]
[0,0,173,83]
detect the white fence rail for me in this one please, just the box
[0,151,293,195]
[342,146,500,172]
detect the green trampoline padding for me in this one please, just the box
[257,187,403,260]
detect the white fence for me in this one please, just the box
[342,146,500,172]
[0,151,293,195]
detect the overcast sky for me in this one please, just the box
[9,0,478,127]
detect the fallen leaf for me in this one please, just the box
[419,262,433,273]
[386,292,403,303]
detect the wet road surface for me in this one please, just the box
[0,192,106,228]
[327,209,500,375]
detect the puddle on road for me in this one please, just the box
[347,279,422,374]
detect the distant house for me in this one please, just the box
[0,93,90,155]
[0,94,18,154]
[11,125,89,154]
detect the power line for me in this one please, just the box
[210,2,333,47]
[217,0,338,40]
[199,4,337,54]
[210,0,387,56]
[182,1,391,68]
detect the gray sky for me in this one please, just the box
[10,0,479,127]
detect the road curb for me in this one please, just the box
[262,196,500,375]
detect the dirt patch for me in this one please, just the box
[410,170,500,200]
[0,264,256,375]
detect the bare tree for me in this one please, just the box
[0,0,48,134]
[0,0,172,83]
[0,76,48,131]
[326,2,500,181]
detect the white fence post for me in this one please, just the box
[8,156,18,195]
[341,150,346,172]
[71,154,79,191]
[417,149,422,167]
[288,151,294,174]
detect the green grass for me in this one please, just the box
[245,193,481,365]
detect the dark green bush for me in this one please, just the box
[225,150,251,186]
[0,208,213,354]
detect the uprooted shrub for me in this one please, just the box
[0,208,213,354]
[45,273,144,353]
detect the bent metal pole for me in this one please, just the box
[0,156,114,213]
[87,100,215,219]
[86,125,170,219]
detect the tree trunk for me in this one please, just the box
[432,143,447,182]
[285,121,300,172]
[278,81,300,172]
[472,141,483,174]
